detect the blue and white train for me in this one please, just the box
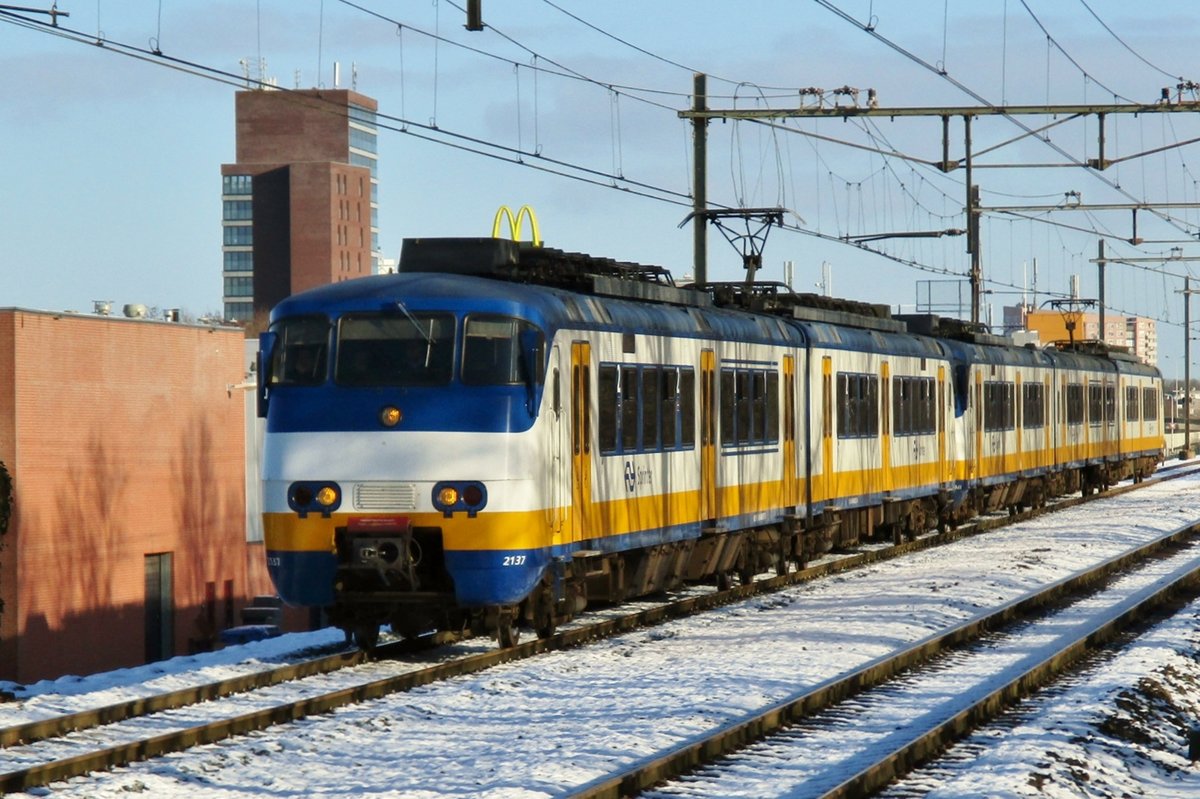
[257,237,1164,647]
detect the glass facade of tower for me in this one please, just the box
[221,173,254,323]
[348,102,381,270]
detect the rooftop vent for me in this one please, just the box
[123,304,148,319]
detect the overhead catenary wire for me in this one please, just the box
[810,0,1198,236]
[1077,0,1187,83]
[0,2,971,287]
[809,0,1200,291]
[0,9,691,207]
[6,2,1198,316]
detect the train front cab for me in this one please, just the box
[257,274,569,646]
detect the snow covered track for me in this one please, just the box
[3,466,1198,796]
[0,644,382,750]
[575,523,1200,799]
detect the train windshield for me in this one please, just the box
[462,315,545,385]
[335,313,455,386]
[269,316,330,386]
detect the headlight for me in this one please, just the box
[380,406,402,427]
[288,481,342,518]
[432,481,487,518]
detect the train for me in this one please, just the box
[257,236,1164,648]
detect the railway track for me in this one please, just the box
[572,521,1200,799]
[2,463,1196,794]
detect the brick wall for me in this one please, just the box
[0,310,276,683]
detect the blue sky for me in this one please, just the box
[3,1,1199,366]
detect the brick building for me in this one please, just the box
[0,309,275,683]
[1003,304,1158,365]
[220,88,379,327]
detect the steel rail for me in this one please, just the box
[0,642,397,749]
[0,465,1192,792]
[567,520,1200,799]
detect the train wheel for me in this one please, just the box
[352,623,380,652]
[535,613,556,641]
[496,608,520,648]
[532,588,557,640]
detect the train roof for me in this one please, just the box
[273,258,803,349]
[274,238,1160,377]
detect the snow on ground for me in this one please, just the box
[4,474,1200,797]
[0,627,350,724]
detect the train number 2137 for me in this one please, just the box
[502,555,527,567]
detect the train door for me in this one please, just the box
[1015,372,1024,472]
[821,356,833,500]
[570,341,592,543]
[700,349,717,522]
[547,345,566,544]
[1043,376,1052,469]
[782,354,797,507]
[973,368,983,480]
[937,365,948,485]
[881,361,892,493]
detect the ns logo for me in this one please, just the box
[623,461,653,493]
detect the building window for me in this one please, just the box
[349,104,378,127]
[223,251,253,272]
[223,200,253,221]
[224,302,253,323]
[224,276,253,297]
[222,174,252,196]
[350,127,378,154]
[223,225,253,246]
[349,152,377,177]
